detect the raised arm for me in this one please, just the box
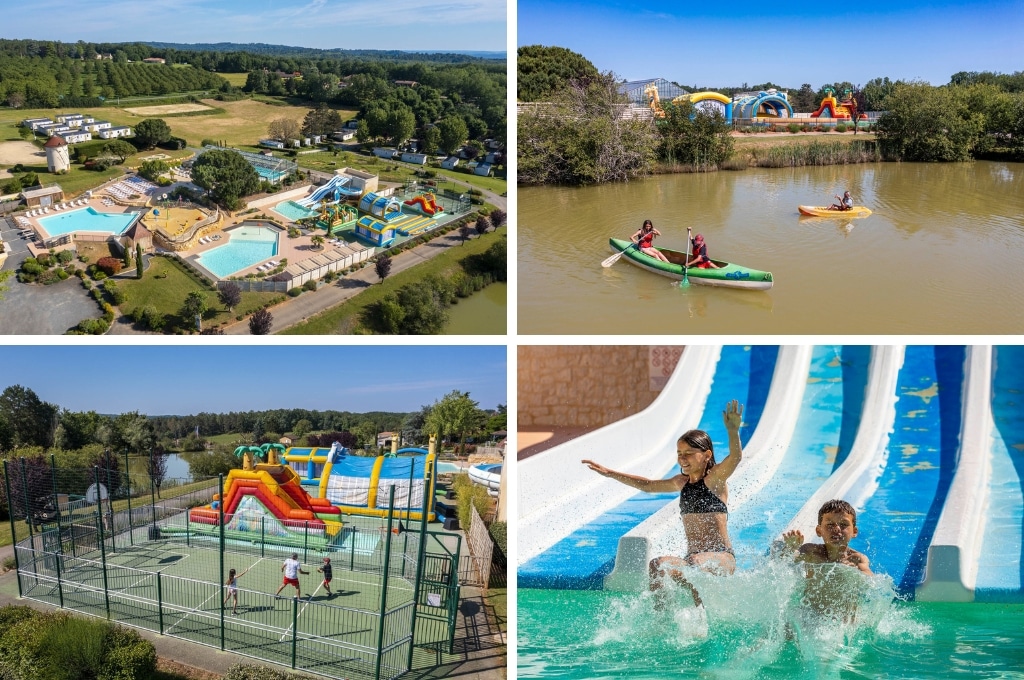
[705,400,744,491]
[582,459,681,493]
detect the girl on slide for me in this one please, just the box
[582,400,744,608]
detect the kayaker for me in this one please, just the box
[829,191,854,211]
[631,219,670,262]
[582,400,745,609]
[686,230,720,269]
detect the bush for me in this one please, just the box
[99,626,157,680]
[302,279,317,292]
[56,250,74,264]
[451,473,492,528]
[787,123,801,134]
[834,124,847,132]
[96,257,123,276]
[224,662,320,680]
[288,287,302,297]
[489,521,507,557]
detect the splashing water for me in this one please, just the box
[519,556,937,680]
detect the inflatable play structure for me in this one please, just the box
[354,215,396,247]
[316,203,358,235]
[685,91,734,123]
[282,439,438,521]
[359,192,403,221]
[403,193,444,216]
[186,444,343,549]
[733,89,794,119]
[811,87,867,120]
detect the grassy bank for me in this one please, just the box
[283,228,505,335]
[655,132,882,173]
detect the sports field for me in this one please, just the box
[15,512,459,680]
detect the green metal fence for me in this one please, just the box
[4,458,462,680]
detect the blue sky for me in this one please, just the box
[518,0,1024,88]
[3,0,506,52]
[0,346,507,414]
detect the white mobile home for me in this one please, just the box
[373,147,397,160]
[400,152,428,165]
[98,126,132,139]
[57,130,92,144]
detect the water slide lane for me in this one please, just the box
[729,345,870,565]
[975,345,1024,601]
[855,345,965,596]
[517,346,778,589]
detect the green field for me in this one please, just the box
[283,228,505,335]
[117,255,279,333]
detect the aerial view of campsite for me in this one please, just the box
[0,13,506,335]
[516,2,1024,335]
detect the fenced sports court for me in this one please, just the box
[4,459,463,680]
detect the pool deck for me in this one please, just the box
[22,196,142,258]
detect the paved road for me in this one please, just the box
[0,218,102,335]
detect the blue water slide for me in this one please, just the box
[847,345,965,595]
[975,345,1024,601]
[297,175,352,207]
[518,345,778,589]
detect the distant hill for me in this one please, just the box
[143,42,505,62]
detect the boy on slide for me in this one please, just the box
[774,499,872,621]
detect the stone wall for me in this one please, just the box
[518,346,683,428]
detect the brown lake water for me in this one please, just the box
[442,282,507,335]
[518,161,1024,334]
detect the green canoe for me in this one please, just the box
[608,238,774,290]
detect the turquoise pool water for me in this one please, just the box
[273,200,318,222]
[436,462,467,474]
[37,207,139,237]
[519,580,1024,679]
[255,166,287,182]
[195,226,279,278]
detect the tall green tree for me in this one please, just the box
[425,391,484,455]
[517,45,601,102]
[133,118,172,149]
[876,82,984,161]
[102,139,136,163]
[181,291,209,332]
[658,99,734,170]
[0,385,58,449]
[437,116,468,155]
[301,104,343,137]
[190,149,261,210]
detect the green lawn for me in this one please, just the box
[219,73,251,87]
[116,256,279,333]
[283,228,505,335]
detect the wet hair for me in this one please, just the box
[818,499,857,526]
[677,429,716,474]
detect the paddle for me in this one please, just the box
[601,242,634,268]
[681,228,692,288]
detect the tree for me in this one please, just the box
[310,235,325,249]
[136,243,144,279]
[146,450,168,499]
[292,419,312,439]
[190,149,261,210]
[437,116,469,155]
[422,126,441,155]
[489,208,506,231]
[252,418,265,443]
[301,104,342,138]
[133,118,172,149]
[657,99,734,170]
[115,411,155,453]
[425,391,484,456]
[267,117,301,143]
[0,385,58,449]
[249,307,273,335]
[517,45,602,102]
[102,139,136,163]
[122,244,132,268]
[218,282,241,312]
[876,82,984,161]
[139,159,170,181]
[519,72,659,185]
[374,254,392,283]
[180,291,209,332]
[475,216,490,235]
[352,421,379,450]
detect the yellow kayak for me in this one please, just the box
[798,205,873,218]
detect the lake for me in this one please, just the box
[443,282,507,335]
[518,161,1024,334]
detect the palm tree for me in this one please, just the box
[310,235,325,249]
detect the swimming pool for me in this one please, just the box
[273,200,318,222]
[436,462,467,474]
[37,207,139,238]
[195,226,280,278]
[255,166,287,182]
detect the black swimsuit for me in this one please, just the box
[679,478,734,557]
